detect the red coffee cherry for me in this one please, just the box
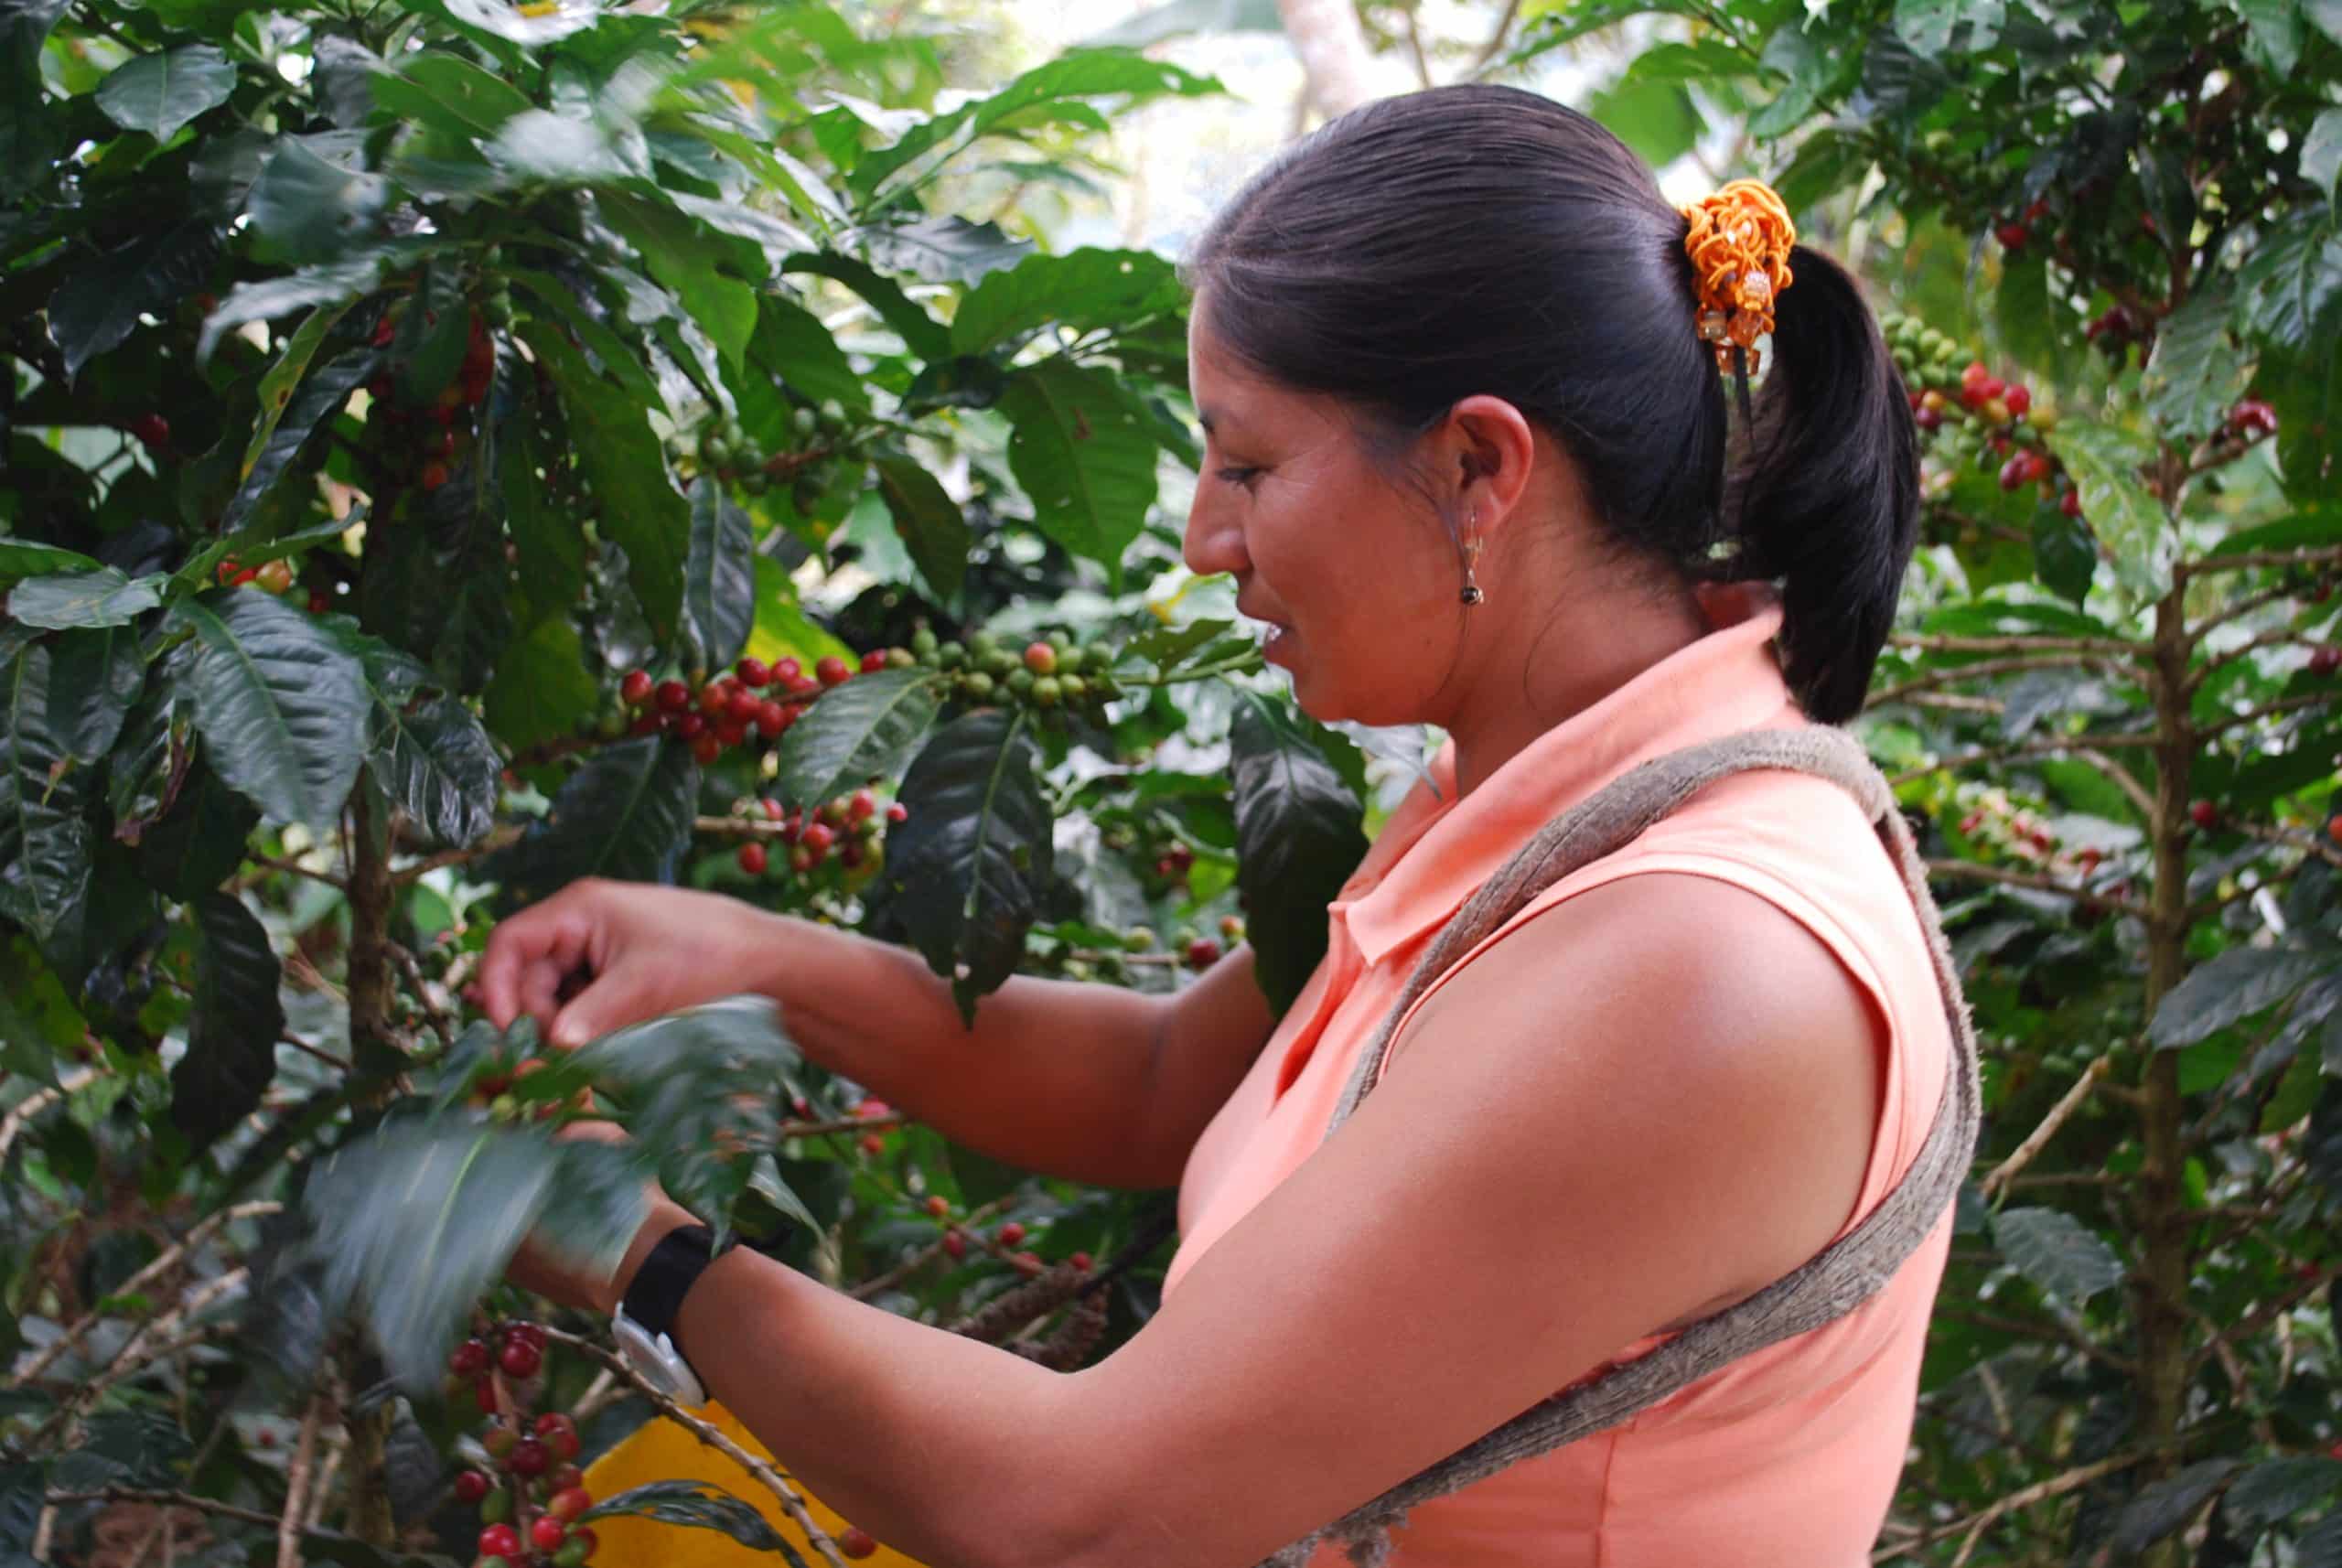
[499,1338,541,1379]
[620,670,654,706]
[738,842,769,875]
[2189,800,2217,830]
[737,657,770,687]
[549,1487,595,1522]
[478,1524,522,1560]
[838,1527,878,1559]
[816,655,851,686]
[507,1438,549,1477]
[532,1517,570,1552]
[655,680,692,713]
[454,1470,491,1505]
[998,1221,1026,1247]
[533,1412,580,1460]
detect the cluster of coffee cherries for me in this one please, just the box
[618,649,914,766]
[1884,317,2080,517]
[1954,792,2125,904]
[731,789,908,881]
[212,553,333,613]
[445,1323,599,1568]
[909,628,1122,718]
[676,401,856,511]
[367,306,500,493]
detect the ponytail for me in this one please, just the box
[1725,245,1919,725]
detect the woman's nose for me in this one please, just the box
[1183,491,1248,580]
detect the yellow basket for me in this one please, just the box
[582,1402,929,1567]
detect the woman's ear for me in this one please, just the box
[1445,395,1538,534]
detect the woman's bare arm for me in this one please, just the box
[477,879,1277,1189]
[750,911,1277,1188]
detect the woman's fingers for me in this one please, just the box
[479,900,599,1031]
[547,961,650,1050]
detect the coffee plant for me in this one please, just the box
[0,2,1382,1562]
[11,0,2342,1563]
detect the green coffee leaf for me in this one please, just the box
[169,890,284,1151]
[876,711,1054,1024]
[95,45,234,142]
[774,668,940,811]
[6,568,166,629]
[2046,421,2169,601]
[999,360,1159,589]
[167,588,371,828]
[873,455,971,605]
[1992,1206,2124,1305]
[2151,948,2331,1048]
[1230,693,1370,1015]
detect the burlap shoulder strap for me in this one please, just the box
[1260,725,1982,1568]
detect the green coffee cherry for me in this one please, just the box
[937,640,965,669]
[1123,928,1155,952]
[963,671,995,699]
[481,1487,512,1525]
[1059,674,1086,701]
[911,628,939,656]
[1032,676,1061,707]
[1006,668,1035,697]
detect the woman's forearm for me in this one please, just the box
[671,1244,1106,1568]
[746,912,1187,1188]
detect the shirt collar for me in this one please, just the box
[1336,599,1797,969]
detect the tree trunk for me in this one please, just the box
[2132,582,2196,1568]
[1276,0,1380,124]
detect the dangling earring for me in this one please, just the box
[1459,511,1486,607]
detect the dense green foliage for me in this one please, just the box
[5,0,2342,1563]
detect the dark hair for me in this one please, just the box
[1181,84,1918,725]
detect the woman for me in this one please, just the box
[480,83,1956,1567]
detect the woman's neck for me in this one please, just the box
[1441,577,1711,800]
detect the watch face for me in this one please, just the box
[613,1314,705,1407]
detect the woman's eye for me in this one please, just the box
[1217,466,1262,489]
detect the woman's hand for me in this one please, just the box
[477,877,787,1049]
[504,1118,700,1315]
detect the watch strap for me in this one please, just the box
[620,1224,733,1346]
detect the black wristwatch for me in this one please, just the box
[612,1224,736,1407]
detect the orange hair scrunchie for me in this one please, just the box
[1680,179,1796,375]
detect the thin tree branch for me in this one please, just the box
[1466,0,1523,70]
[280,1031,352,1074]
[1924,859,2146,918]
[1869,1451,2152,1563]
[387,940,457,1047]
[2199,690,2329,739]
[2181,543,2342,580]
[1885,734,2158,788]
[537,1326,853,1568]
[2187,625,2318,691]
[1868,655,2134,710]
[2186,578,2304,641]
[1982,1057,2112,1201]
[1887,631,2143,658]
[279,1393,326,1568]
[2193,1262,2342,1370]
[0,1066,98,1165]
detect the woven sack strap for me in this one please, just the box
[1257,725,1982,1568]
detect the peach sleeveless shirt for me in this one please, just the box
[1163,600,1953,1566]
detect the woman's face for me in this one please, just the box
[1183,305,1467,726]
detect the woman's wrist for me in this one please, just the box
[600,1197,704,1316]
